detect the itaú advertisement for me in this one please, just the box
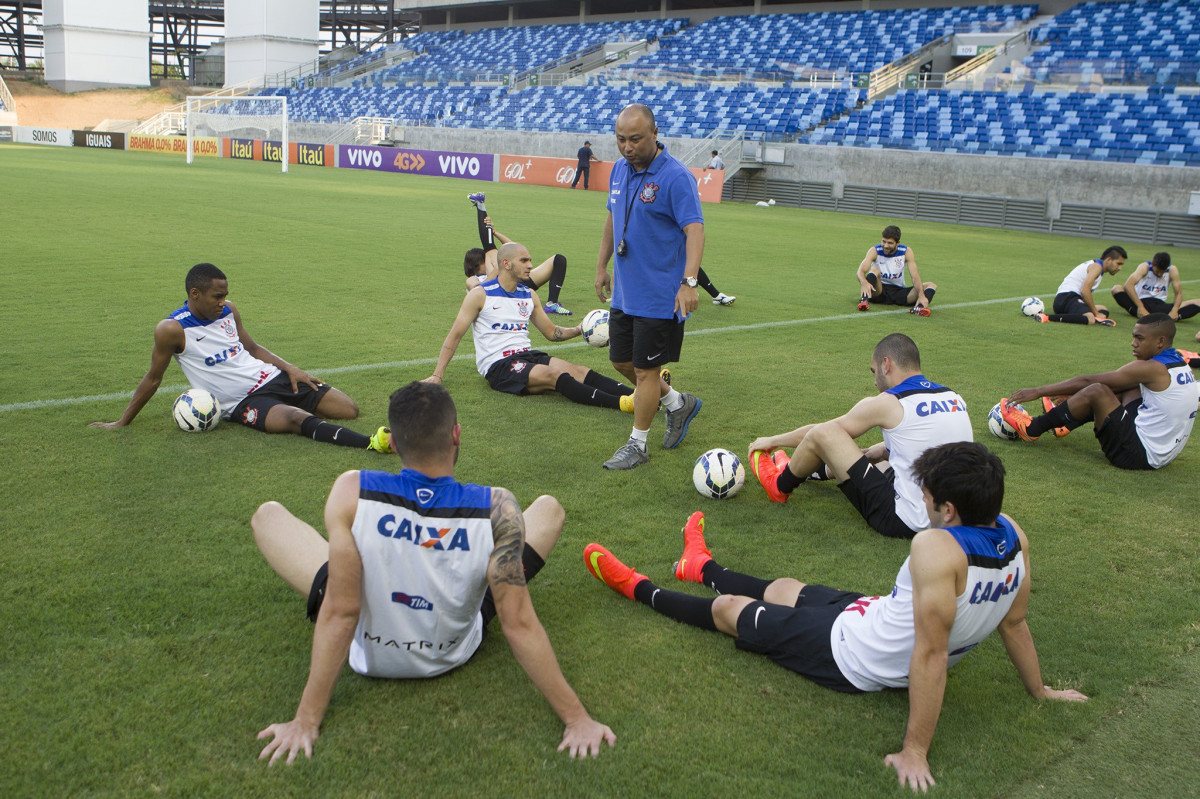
[499,154,723,203]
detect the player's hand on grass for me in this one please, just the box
[1040,686,1088,702]
[884,747,935,793]
[257,719,319,765]
[557,718,616,759]
[89,420,126,429]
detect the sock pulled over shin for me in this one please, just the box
[300,416,371,449]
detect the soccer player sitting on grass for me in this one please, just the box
[466,192,573,315]
[91,262,390,452]
[429,241,636,412]
[584,441,1087,794]
[255,381,615,763]
[1030,246,1125,326]
[1000,313,1198,470]
[856,225,936,316]
[747,333,972,539]
[1110,251,1200,322]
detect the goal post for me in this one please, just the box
[186,95,289,173]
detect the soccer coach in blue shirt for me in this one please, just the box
[594,103,706,471]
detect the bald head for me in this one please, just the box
[615,104,660,171]
[497,241,527,266]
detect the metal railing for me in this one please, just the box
[866,35,952,100]
[131,79,260,134]
[0,73,14,115]
[945,29,1030,85]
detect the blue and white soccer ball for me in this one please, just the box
[987,401,1023,440]
[173,388,220,432]
[1020,297,1045,317]
[693,448,746,499]
[581,308,610,347]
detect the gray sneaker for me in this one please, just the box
[603,440,650,470]
[663,393,702,449]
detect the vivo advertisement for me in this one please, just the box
[337,144,494,181]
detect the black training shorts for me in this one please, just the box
[734,583,865,693]
[1096,399,1153,470]
[607,307,685,370]
[232,371,331,430]
[484,350,553,395]
[838,456,920,540]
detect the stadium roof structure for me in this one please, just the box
[0,1,418,80]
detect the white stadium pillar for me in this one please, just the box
[43,0,150,92]
[224,0,319,88]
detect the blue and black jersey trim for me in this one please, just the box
[358,489,491,519]
[947,517,1022,570]
[886,374,952,399]
[168,304,232,328]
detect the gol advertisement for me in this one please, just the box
[499,154,723,203]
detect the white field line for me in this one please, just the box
[0,291,1160,415]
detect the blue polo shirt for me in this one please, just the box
[607,143,704,319]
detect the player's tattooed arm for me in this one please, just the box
[488,487,527,587]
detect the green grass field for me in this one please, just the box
[2,143,1197,797]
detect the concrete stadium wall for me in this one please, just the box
[288,121,1200,245]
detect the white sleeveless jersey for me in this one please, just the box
[831,516,1024,691]
[348,469,495,679]
[872,244,909,287]
[1132,265,1170,301]
[1056,260,1103,295]
[882,376,974,531]
[168,304,280,418]
[1135,349,1198,468]
[472,279,535,376]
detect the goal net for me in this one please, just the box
[186,95,289,172]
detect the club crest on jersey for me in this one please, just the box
[639,182,659,203]
[517,299,531,318]
[242,407,258,426]
[220,318,237,339]
[391,592,433,611]
[416,488,435,505]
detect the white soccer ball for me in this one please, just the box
[987,401,1023,441]
[173,388,220,432]
[581,308,610,347]
[1020,297,1044,317]
[692,448,746,499]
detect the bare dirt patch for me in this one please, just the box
[4,79,196,129]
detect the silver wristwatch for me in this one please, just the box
[681,276,698,288]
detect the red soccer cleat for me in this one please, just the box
[674,511,713,584]
[750,450,791,503]
[584,543,647,600]
[1000,398,1038,442]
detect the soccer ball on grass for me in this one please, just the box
[581,309,610,347]
[173,388,220,432]
[1020,297,1044,317]
[692,448,746,499]
[987,401,1024,440]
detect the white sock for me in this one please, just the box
[629,428,649,450]
[662,388,684,412]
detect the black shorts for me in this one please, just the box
[1053,292,1091,316]
[305,545,547,627]
[484,350,552,395]
[734,584,865,693]
[872,283,914,306]
[1126,297,1171,317]
[1096,399,1153,470]
[838,456,920,540]
[232,371,332,430]
[608,307,685,370]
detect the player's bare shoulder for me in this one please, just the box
[488,487,527,587]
